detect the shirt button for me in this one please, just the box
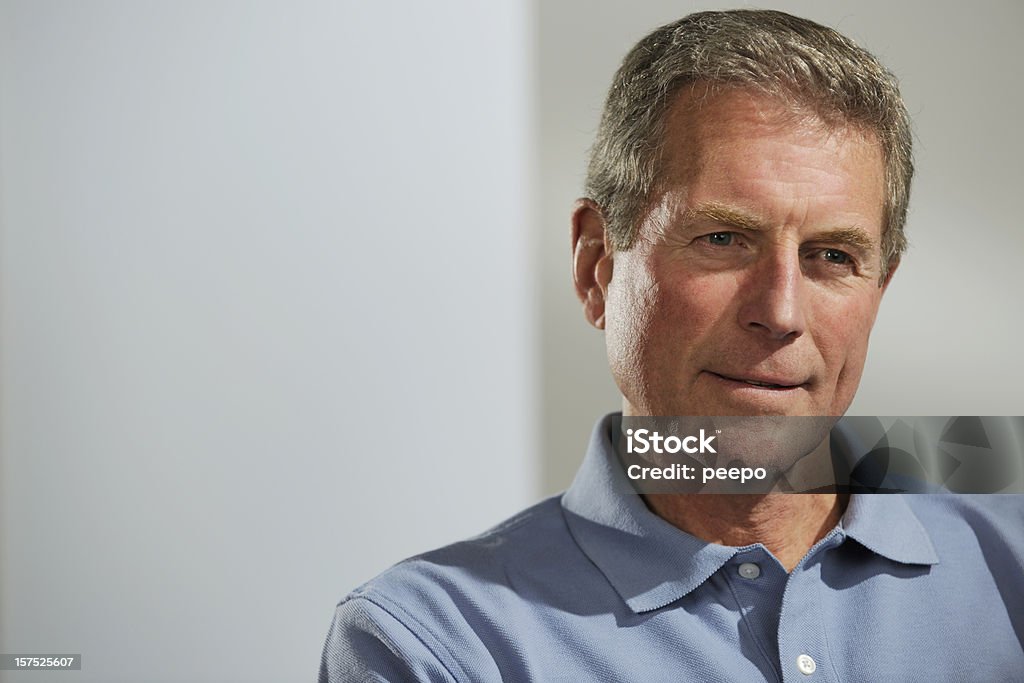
[737,562,761,579]
[796,654,817,675]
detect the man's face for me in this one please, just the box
[600,89,891,417]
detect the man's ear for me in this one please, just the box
[881,258,900,292]
[571,199,614,330]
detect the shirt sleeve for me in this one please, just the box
[318,596,459,683]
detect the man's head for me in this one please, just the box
[572,10,913,420]
[584,10,912,279]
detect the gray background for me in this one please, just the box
[1,1,1021,681]
[0,2,536,681]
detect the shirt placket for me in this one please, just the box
[722,546,788,682]
[777,530,845,683]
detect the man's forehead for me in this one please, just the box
[653,86,887,232]
[659,85,884,179]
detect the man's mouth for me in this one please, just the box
[707,371,805,390]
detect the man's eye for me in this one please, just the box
[823,249,851,265]
[706,232,734,246]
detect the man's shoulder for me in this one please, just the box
[335,492,605,639]
[350,494,575,604]
[321,494,601,682]
[905,493,1024,529]
[904,493,1024,561]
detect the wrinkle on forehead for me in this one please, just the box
[655,84,883,198]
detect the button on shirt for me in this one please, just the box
[320,414,1024,682]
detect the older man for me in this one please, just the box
[321,10,1023,681]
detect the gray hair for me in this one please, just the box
[586,9,913,282]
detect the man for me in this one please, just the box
[321,10,1023,681]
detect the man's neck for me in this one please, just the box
[642,492,849,572]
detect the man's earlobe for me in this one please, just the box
[571,199,613,330]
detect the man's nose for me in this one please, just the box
[737,252,807,341]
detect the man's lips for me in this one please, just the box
[706,371,807,390]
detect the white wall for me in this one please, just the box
[0,2,535,681]
[537,0,1024,493]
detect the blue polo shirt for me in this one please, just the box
[320,415,1024,681]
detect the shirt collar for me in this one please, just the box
[840,493,939,565]
[561,413,939,615]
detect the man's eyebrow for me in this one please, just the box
[811,228,877,254]
[682,202,768,231]
[682,202,878,253]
